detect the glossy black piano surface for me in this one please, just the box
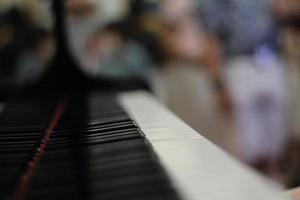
[0,94,180,200]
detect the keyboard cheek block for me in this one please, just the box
[0,94,180,200]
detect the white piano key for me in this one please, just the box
[119,91,290,200]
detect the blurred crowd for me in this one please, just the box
[1,0,300,188]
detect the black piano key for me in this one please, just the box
[26,184,79,200]
[0,153,30,161]
[0,99,58,199]
[52,122,136,136]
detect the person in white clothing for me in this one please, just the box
[225,46,289,173]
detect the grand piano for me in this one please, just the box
[0,0,290,200]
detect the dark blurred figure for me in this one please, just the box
[122,0,165,65]
[0,7,53,99]
[91,23,153,80]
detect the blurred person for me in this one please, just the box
[89,22,154,80]
[122,0,165,65]
[15,30,54,86]
[148,0,234,149]
[65,0,103,77]
[0,5,54,98]
[217,0,289,175]
[65,0,152,82]
[225,47,289,172]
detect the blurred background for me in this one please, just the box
[0,0,300,189]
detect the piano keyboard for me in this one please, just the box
[1,93,179,200]
[0,91,289,200]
